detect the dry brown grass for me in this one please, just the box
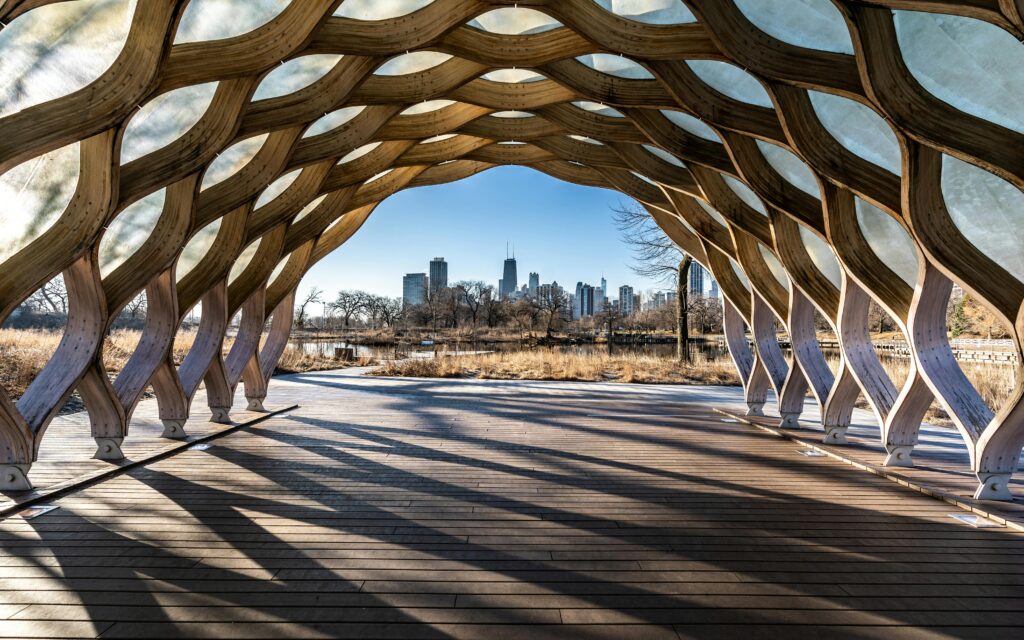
[822,353,1017,426]
[0,328,350,400]
[371,349,742,386]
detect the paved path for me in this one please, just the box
[1,369,1022,638]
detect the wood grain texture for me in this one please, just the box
[0,0,1021,498]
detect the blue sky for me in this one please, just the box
[301,166,673,299]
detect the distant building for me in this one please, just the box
[689,264,706,297]
[528,272,540,296]
[500,257,518,298]
[645,290,677,311]
[619,285,635,315]
[579,284,596,317]
[402,273,428,307]
[709,278,720,299]
[429,257,448,292]
[633,293,641,312]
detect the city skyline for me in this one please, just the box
[397,252,714,307]
[300,167,671,299]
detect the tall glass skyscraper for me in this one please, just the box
[429,257,447,292]
[402,273,428,306]
[689,264,705,296]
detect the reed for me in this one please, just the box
[0,328,348,400]
[371,348,742,385]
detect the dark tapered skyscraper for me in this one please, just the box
[500,257,517,298]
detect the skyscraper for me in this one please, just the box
[689,263,705,297]
[709,278,720,299]
[579,284,596,317]
[429,257,448,292]
[619,285,635,315]
[501,257,518,298]
[528,272,539,296]
[402,273,428,307]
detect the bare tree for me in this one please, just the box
[294,286,322,330]
[31,275,69,316]
[329,290,367,328]
[482,289,506,328]
[121,293,147,322]
[455,281,488,327]
[612,202,692,361]
[510,299,540,339]
[374,297,403,327]
[532,289,570,338]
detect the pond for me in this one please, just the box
[286,337,731,362]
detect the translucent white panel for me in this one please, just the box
[497,141,526,145]
[375,51,452,76]
[293,194,327,224]
[686,61,773,108]
[334,0,433,20]
[338,142,381,164]
[660,110,720,142]
[467,8,561,35]
[421,134,458,144]
[798,225,841,288]
[303,106,366,138]
[254,169,301,209]
[572,101,625,118]
[942,155,1024,282]
[576,54,654,79]
[730,257,751,290]
[98,189,164,277]
[758,245,790,289]
[401,100,455,115]
[365,169,393,183]
[643,144,685,168]
[0,0,135,118]
[696,200,730,228]
[808,91,901,174]
[855,197,918,286]
[734,0,854,55]
[481,69,546,83]
[120,83,218,164]
[267,255,289,286]
[491,111,534,118]
[175,0,288,43]
[722,175,767,215]
[229,239,262,284]
[569,135,603,145]
[202,134,268,191]
[631,171,658,186]
[756,140,820,197]
[0,142,80,264]
[176,219,221,282]
[253,54,342,100]
[593,0,696,24]
[894,11,1024,134]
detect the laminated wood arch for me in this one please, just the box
[1,0,1022,500]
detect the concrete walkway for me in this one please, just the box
[0,369,1022,638]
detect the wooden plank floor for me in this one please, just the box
[1,369,1023,638]
[718,402,1024,527]
[0,387,289,511]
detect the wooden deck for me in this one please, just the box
[1,369,1023,638]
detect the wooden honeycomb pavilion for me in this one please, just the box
[2,0,1024,501]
